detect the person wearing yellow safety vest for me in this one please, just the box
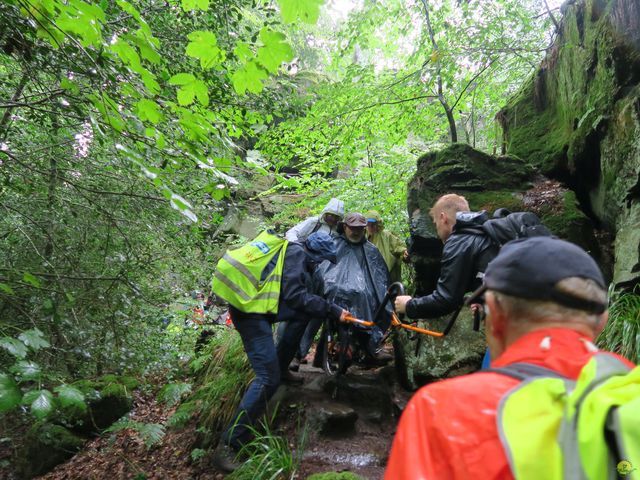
[365,210,408,284]
[385,237,635,479]
[211,231,350,473]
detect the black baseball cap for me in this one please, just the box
[466,237,607,313]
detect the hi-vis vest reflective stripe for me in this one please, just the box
[211,231,288,314]
[496,354,640,480]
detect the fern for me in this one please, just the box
[105,419,166,448]
[157,382,192,406]
[167,400,200,428]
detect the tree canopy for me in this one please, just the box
[1,0,559,418]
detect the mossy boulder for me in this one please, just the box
[498,0,640,288]
[394,309,485,390]
[64,375,137,434]
[16,422,85,479]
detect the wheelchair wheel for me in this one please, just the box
[321,323,339,376]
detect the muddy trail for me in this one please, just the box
[35,353,410,480]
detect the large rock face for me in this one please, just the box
[498,0,640,289]
[403,143,601,387]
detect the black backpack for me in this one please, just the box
[481,208,552,246]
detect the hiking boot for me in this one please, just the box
[280,370,304,385]
[211,443,241,473]
[363,351,393,367]
[289,357,300,372]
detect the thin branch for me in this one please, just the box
[334,94,438,118]
[0,268,123,281]
[450,59,495,111]
[0,73,29,141]
[542,0,560,33]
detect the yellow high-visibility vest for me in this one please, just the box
[496,354,640,480]
[211,231,288,314]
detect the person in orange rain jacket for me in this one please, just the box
[384,237,635,480]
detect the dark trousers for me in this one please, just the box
[221,314,310,449]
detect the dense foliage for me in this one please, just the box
[5,0,613,442]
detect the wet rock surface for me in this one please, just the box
[498,0,640,290]
[273,362,411,479]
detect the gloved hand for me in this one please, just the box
[339,309,351,322]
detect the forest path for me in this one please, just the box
[37,348,409,480]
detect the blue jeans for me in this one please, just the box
[275,317,322,360]
[298,317,323,358]
[276,317,311,367]
[221,316,281,449]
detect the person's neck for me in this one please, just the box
[504,321,595,348]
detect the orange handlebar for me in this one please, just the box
[391,313,445,338]
[342,314,375,327]
[340,313,445,338]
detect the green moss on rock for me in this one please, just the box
[68,376,134,434]
[16,423,84,479]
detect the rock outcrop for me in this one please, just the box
[498,0,640,289]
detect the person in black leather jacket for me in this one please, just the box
[395,194,497,319]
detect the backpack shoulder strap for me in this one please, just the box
[485,362,568,381]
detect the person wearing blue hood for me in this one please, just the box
[395,194,498,320]
[212,231,349,473]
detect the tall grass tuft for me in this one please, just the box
[167,325,253,447]
[597,288,640,364]
[228,411,308,480]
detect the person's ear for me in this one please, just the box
[594,311,608,337]
[485,293,507,339]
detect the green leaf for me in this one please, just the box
[231,61,268,95]
[0,374,21,413]
[54,385,87,411]
[192,80,209,107]
[18,328,50,351]
[0,283,14,295]
[136,99,163,124]
[157,382,192,406]
[29,390,54,419]
[13,361,41,380]
[170,74,208,106]
[278,0,324,24]
[234,42,253,62]
[116,0,141,22]
[256,29,293,74]
[0,338,27,359]
[186,31,226,69]
[181,0,209,11]
[169,73,196,86]
[22,272,41,288]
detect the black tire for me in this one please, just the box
[393,330,418,391]
[336,327,351,375]
[321,323,339,376]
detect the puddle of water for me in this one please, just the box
[304,451,380,467]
